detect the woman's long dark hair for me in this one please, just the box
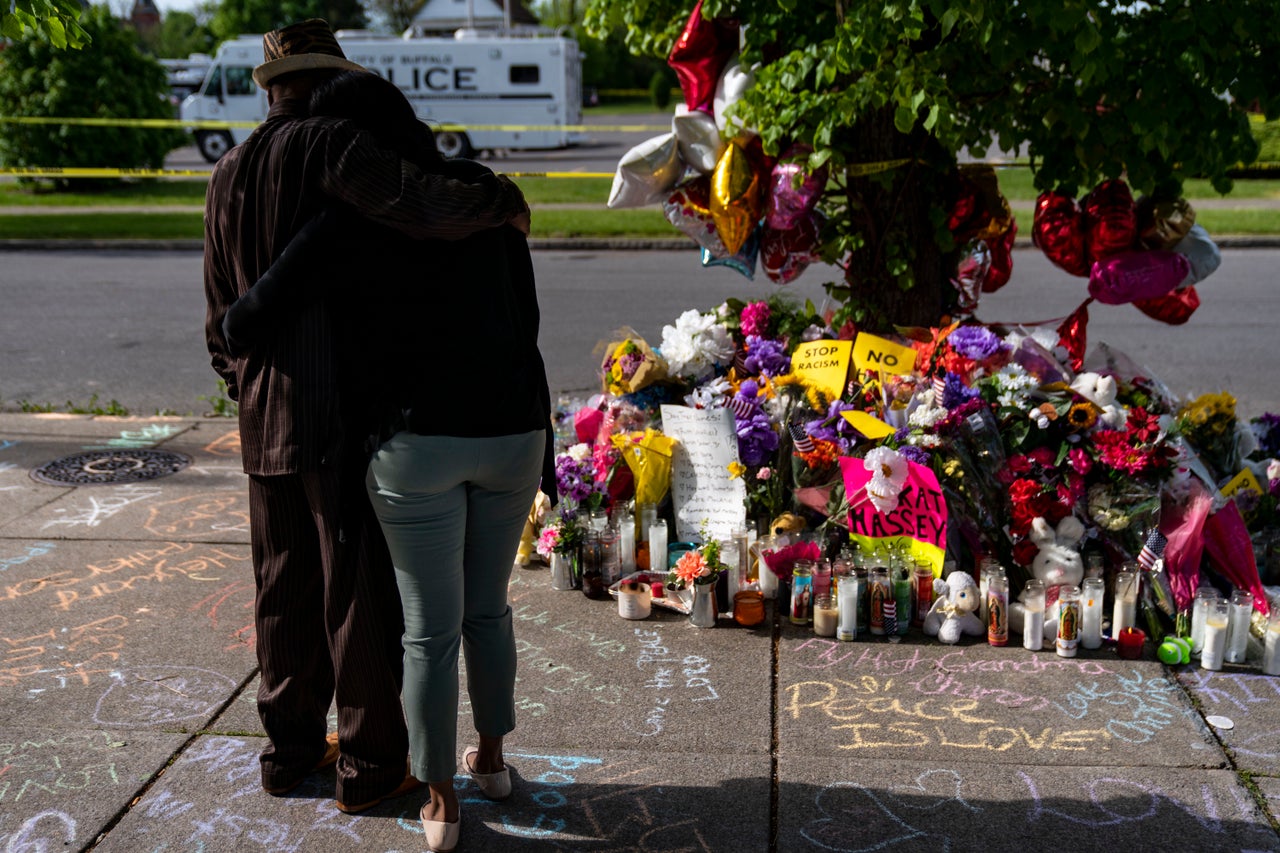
[310,70,444,172]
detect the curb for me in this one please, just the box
[2,236,1279,252]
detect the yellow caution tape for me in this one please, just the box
[0,167,616,179]
[0,115,668,133]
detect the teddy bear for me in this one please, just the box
[1069,371,1128,430]
[1009,515,1086,642]
[922,571,986,644]
[515,492,552,567]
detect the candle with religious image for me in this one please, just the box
[868,568,889,635]
[790,561,814,625]
[986,567,1008,646]
[1056,585,1081,658]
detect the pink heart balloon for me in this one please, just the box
[765,143,827,231]
[1088,250,1190,305]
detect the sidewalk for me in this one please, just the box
[1,412,1278,852]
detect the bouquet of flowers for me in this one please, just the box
[667,536,726,591]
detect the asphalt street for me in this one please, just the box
[1,247,1277,421]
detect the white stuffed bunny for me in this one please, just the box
[923,572,985,645]
[1069,372,1127,430]
[1009,515,1087,643]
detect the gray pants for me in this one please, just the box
[366,429,544,783]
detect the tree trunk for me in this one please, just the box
[842,107,957,332]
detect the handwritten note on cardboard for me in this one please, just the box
[659,405,747,543]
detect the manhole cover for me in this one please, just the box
[30,449,192,486]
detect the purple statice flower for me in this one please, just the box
[742,335,791,377]
[898,444,930,465]
[894,426,911,443]
[942,371,980,409]
[948,325,1005,361]
[740,300,771,338]
[1252,412,1280,458]
[806,400,860,452]
[736,410,780,467]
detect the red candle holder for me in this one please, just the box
[1117,627,1146,660]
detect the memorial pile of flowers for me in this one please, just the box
[539,292,1276,634]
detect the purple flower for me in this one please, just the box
[898,445,930,465]
[1253,412,1280,457]
[942,372,980,409]
[806,400,860,452]
[737,411,780,467]
[743,335,791,377]
[948,325,1005,360]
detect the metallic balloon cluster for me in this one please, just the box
[606,0,824,283]
[947,165,1018,314]
[1032,179,1221,324]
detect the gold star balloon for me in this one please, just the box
[710,137,765,255]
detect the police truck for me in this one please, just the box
[181,28,582,162]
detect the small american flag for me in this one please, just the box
[933,375,947,404]
[789,422,815,453]
[728,396,756,420]
[883,601,897,637]
[1137,528,1168,571]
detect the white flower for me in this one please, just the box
[863,446,909,514]
[684,376,732,409]
[660,309,735,381]
[908,404,947,429]
[567,442,591,462]
[1268,458,1280,484]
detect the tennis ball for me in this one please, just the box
[1159,635,1192,664]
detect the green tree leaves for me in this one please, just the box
[1,0,89,49]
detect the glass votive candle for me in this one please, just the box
[1111,567,1139,639]
[813,594,838,637]
[1081,577,1105,650]
[733,589,765,627]
[790,560,815,625]
[1022,579,1045,651]
[1200,600,1231,671]
[1225,590,1253,664]
[1117,627,1145,660]
[1191,586,1220,657]
[1263,614,1280,676]
[1056,585,1082,658]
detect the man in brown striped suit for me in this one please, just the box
[202,18,529,813]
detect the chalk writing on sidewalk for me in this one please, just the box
[41,483,163,529]
[0,809,77,851]
[93,666,237,726]
[144,492,251,537]
[82,422,179,451]
[203,430,242,457]
[800,766,1274,850]
[1,615,128,690]
[0,541,56,573]
[627,627,721,738]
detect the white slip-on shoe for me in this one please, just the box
[463,746,512,801]
[420,802,460,853]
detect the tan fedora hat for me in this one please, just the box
[253,18,366,89]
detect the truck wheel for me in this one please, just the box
[434,130,473,160]
[195,131,234,163]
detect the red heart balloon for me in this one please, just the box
[667,0,739,114]
[1056,299,1092,371]
[1082,179,1137,261]
[1032,192,1089,277]
[1133,285,1201,325]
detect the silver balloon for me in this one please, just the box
[1172,223,1221,287]
[607,133,682,209]
[712,56,755,135]
[671,105,725,175]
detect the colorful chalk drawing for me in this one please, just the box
[1179,669,1280,760]
[799,767,1277,851]
[0,541,56,573]
[203,430,242,457]
[144,492,252,537]
[0,732,127,809]
[0,439,18,451]
[2,615,128,691]
[190,578,257,651]
[41,483,164,529]
[93,665,238,726]
[82,422,180,451]
[0,809,77,851]
[784,639,1200,752]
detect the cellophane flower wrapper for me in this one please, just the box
[613,428,677,509]
[599,330,669,397]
